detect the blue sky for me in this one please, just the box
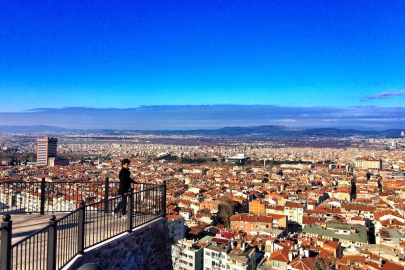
[0,1,404,130]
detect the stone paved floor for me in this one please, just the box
[4,212,159,244]
[5,213,66,244]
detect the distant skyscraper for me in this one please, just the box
[36,137,58,166]
[388,140,397,149]
[401,131,404,136]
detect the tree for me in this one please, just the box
[315,255,337,270]
[171,239,186,270]
[189,179,199,188]
[217,195,234,228]
[218,202,233,228]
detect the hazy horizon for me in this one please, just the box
[1,105,404,131]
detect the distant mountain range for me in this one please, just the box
[0,125,72,133]
[0,125,403,138]
[138,126,403,138]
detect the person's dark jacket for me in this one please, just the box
[118,167,137,195]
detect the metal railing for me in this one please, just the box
[0,181,167,270]
[0,178,158,214]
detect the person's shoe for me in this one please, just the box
[112,212,118,217]
[122,215,127,219]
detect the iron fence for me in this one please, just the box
[84,197,126,249]
[55,209,80,270]
[0,181,167,270]
[0,178,159,215]
[10,220,51,270]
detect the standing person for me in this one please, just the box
[113,159,137,218]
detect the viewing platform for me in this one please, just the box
[0,179,173,270]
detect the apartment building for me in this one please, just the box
[36,137,58,166]
[249,200,266,215]
[228,246,256,270]
[168,215,186,243]
[172,239,204,270]
[284,201,304,230]
[180,209,193,220]
[181,191,206,203]
[200,200,220,211]
[354,158,382,170]
[302,222,368,247]
[267,213,288,230]
[230,213,273,234]
[341,204,376,224]
[204,237,232,270]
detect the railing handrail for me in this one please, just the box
[0,180,161,184]
[0,177,162,215]
[0,181,167,270]
[56,208,80,222]
[85,194,123,208]
[139,185,162,193]
[0,180,159,184]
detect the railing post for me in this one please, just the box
[127,188,133,232]
[162,181,167,218]
[47,215,57,270]
[78,200,85,254]
[1,214,12,270]
[104,177,109,214]
[40,178,46,215]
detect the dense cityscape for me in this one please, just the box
[1,131,405,270]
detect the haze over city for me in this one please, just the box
[1,1,404,130]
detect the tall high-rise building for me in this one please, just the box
[36,137,58,166]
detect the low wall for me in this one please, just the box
[68,218,173,270]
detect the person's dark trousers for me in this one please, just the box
[114,195,127,215]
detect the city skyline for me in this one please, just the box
[1,1,404,130]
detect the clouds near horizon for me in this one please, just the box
[1,105,404,131]
[365,90,405,99]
